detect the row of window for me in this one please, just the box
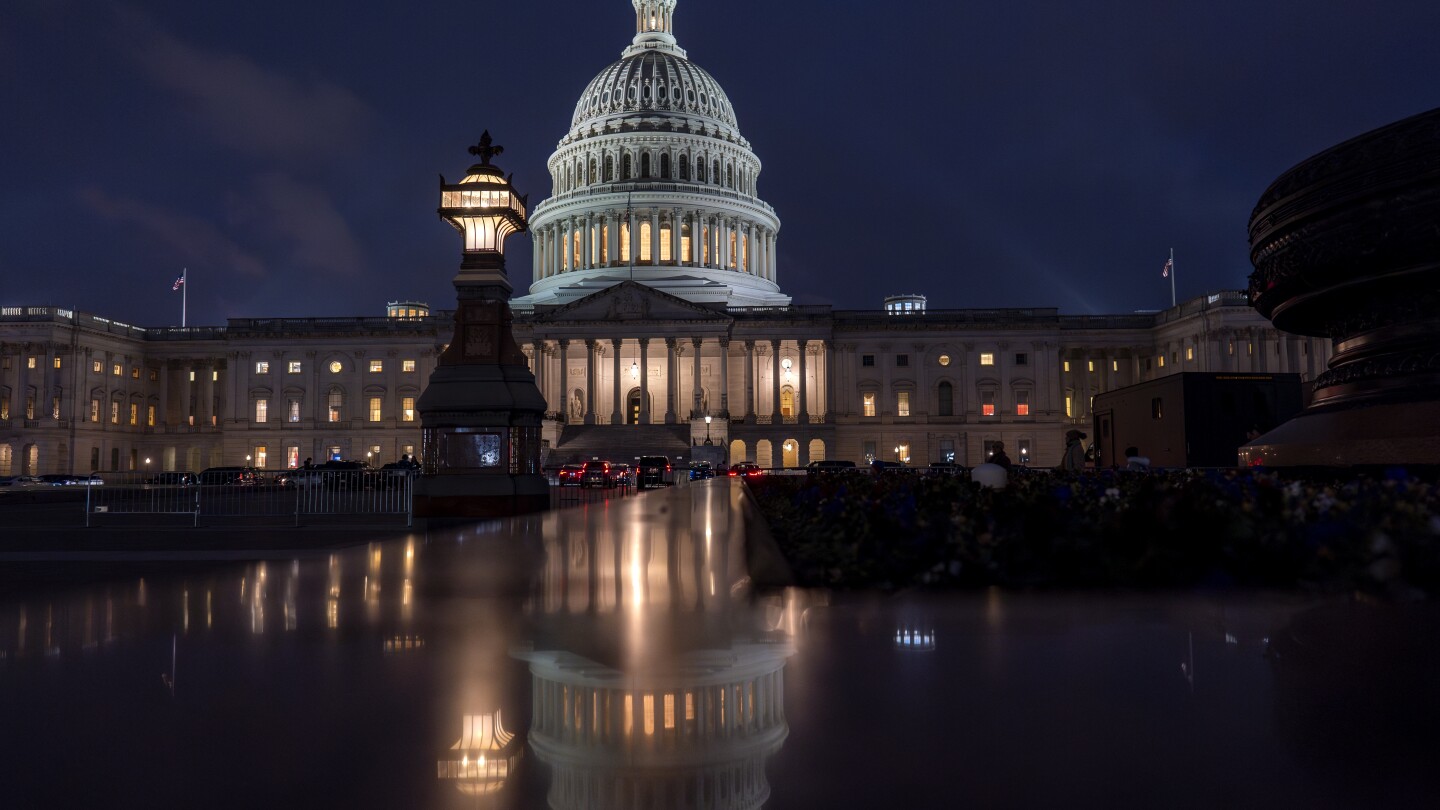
[253,396,416,424]
[859,438,1035,465]
[559,152,754,196]
[861,352,1023,368]
[254,359,418,375]
[860,385,1032,418]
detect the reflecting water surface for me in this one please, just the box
[1,480,1436,808]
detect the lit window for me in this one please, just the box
[1112,360,1119,372]
[113,363,122,376]
[132,367,140,379]
[1228,341,1235,356]
[1065,395,1073,418]
[92,360,102,373]
[129,403,138,425]
[1016,391,1030,416]
[368,397,382,422]
[53,357,62,369]
[288,399,301,422]
[110,401,119,424]
[288,361,302,374]
[329,361,342,374]
[286,447,300,468]
[147,405,155,427]
[90,399,99,422]
[402,397,415,422]
[255,361,269,374]
[938,354,950,366]
[328,390,342,422]
[27,357,37,369]
[863,393,876,417]
[188,371,195,382]
[1248,342,1254,356]
[148,369,158,381]
[402,444,415,459]
[980,353,994,366]
[1063,361,1070,372]
[1186,347,1194,361]
[369,360,383,373]
[982,391,995,416]
[211,370,218,382]
[1087,360,1095,373]
[898,392,910,417]
[402,359,416,373]
[255,400,268,423]
[255,447,268,468]
[1158,355,1166,368]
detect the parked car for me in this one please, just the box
[609,463,634,487]
[688,461,715,481]
[38,473,103,486]
[197,466,258,486]
[806,459,856,476]
[557,464,585,486]
[728,462,764,479]
[637,456,671,489]
[581,460,613,488]
[0,476,43,488]
[145,472,198,487]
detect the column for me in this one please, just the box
[691,211,703,265]
[718,338,730,416]
[639,338,651,423]
[650,209,660,264]
[558,340,571,422]
[611,338,623,425]
[158,356,170,428]
[584,339,596,425]
[531,339,546,406]
[197,360,215,428]
[770,339,782,420]
[628,209,638,265]
[691,337,703,417]
[797,340,809,424]
[664,338,677,424]
[582,214,593,270]
[743,340,756,419]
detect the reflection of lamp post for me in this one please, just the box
[703,414,712,445]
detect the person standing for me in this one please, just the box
[989,441,1013,470]
[1061,430,1087,472]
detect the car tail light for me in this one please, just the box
[728,470,737,476]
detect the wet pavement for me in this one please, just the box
[1,479,1437,809]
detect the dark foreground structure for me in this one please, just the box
[1245,106,1440,465]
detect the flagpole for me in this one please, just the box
[182,268,188,328]
[1169,248,1176,309]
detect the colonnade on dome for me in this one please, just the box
[532,208,777,283]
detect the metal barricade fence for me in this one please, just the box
[85,470,414,527]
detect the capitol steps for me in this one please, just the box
[550,424,693,465]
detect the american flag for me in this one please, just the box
[1162,257,1172,278]
[173,273,185,291]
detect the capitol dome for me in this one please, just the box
[512,0,789,312]
[571,50,739,133]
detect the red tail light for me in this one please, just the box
[666,465,672,473]
[728,470,737,476]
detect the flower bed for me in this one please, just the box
[747,468,1440,593]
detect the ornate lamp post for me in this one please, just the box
[415,132,549,518]
[703,414,712,445]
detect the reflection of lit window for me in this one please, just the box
[664,694,675,730]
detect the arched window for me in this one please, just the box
[588,159,597,184]
[712,160,721,184]
[641,153,651,178]
[938,381,953,417]
[575,160,583,187]
[327,387,344,423]
[604,155,614,181]
[679,155,689,180]
[726,164,734,188]
[695,159,705,183]
[622,153,633,179]
[660,153,671,179]
[639,221,652,263]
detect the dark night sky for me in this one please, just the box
[4,0,1439,326]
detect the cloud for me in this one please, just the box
[80,186,268,278]
[228,173,368,278]
[118,9,371,160]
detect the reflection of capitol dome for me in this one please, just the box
[436,711,524,797]
[512,0,789,312]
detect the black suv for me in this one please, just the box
[638,456,671,489]
[197,466,257,486]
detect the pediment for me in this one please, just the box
[532,281,733,324]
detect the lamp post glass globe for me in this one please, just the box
[703,414,712,445]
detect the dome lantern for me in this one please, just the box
[625,0,684,58]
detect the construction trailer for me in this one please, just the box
[1091,372,1305,468]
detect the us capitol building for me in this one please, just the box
[0,0,1329,477]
